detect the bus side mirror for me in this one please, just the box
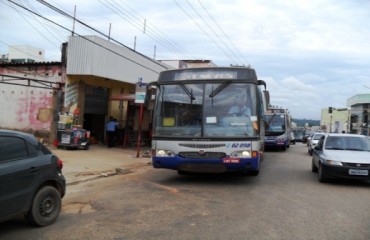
[264,90,270,107]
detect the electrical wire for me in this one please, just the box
[7,0,164,74]
[24,0,67,42]
[113,0,193,58]
[196,0,250,66]
[185,0,242,64]
[172,0,238,65]
[100,0,195,59]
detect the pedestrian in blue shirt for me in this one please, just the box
[106,117,116,148]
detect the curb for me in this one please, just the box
[66,162,151,185]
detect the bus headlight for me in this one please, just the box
[277,136,287,142]
[230,151,251,158]
[156,149,175,157]
[242,151,250,157]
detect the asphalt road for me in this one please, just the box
[1,143,369,240]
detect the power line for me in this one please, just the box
[24,0,67,41]
[7,0,163,74]
[114,0,193,58]
[172,0,238,65]
[185,0,241,64]
[196,0,250,66]
[100,0,195,59]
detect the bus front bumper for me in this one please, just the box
[152,156,260,173]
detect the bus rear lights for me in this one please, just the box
[156,149,175,157]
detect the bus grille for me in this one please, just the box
[178,152,226,159]
[178,143,226,149]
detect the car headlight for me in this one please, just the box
[156,149,175,157]
[325,160,343,166]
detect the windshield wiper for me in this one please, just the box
[209,81,231,98]
[180,84,195,101]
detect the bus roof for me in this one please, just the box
[157,67,258,82]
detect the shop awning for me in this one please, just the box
[109,94,135,101]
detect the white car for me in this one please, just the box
[311,133,370,182]
[308,133,325,155]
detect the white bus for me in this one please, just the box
[146,67,269,175]
[264,107,292,151]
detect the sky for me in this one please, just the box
[1,0,370,120]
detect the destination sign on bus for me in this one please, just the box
[174,71,237,81]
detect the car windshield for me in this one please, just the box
[313,134,324,140]
[325,136,370,151]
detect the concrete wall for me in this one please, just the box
[0,63,63,139]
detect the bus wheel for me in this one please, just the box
[249,170,259,176]
[243,170,259,176]
[177,170,189,175]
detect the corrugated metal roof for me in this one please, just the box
[66,36,171,84]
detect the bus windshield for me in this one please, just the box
[153,82,259,138]
[265,114,286,134]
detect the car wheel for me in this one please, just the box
[83,143,90,150]
[25,186,62,227]
[311,158,318,172]
[318,163,327,183]
[309,149,312,156]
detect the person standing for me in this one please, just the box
[106,117,116,148]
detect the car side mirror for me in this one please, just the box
[314,146,322,151]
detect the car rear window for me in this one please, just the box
[38,142,52,155]
[0,136,28,161]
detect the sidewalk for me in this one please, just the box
[49,144,152,185]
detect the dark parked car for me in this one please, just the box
[311,133,370,182]
[0,130,66,226]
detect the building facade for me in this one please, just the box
[0,36,173,146]
[1,45,45,63]
[320,108,350,133]
[347,94,370,136]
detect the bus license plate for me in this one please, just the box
[223,158,240,163]
[348,169,368,176]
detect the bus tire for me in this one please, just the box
[177,170,189,175]
[248,170,259,176]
